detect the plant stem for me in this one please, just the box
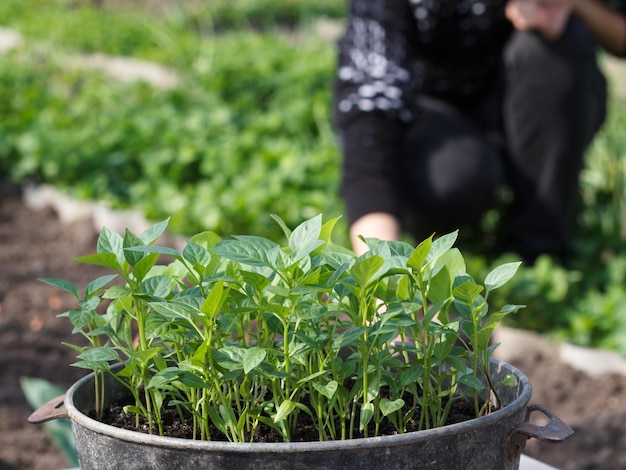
[359,293,370,437]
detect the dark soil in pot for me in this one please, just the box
[97,391,480,442]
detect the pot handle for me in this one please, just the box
[27,393,69,424]
[507,404,574,462]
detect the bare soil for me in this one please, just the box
[1,181,626,469]
[99,390,479,443]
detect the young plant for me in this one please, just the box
[45,214,523,442]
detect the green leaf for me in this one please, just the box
[139,219,169,245]
[332,327,365,350]
[146,367,181,389]
[427,231,459,264]
[84,325,116,338]
[141,275,172,299]
[239,374,252,399]
[150,302,193,322]
[486,304,525,327]
[426,265,451,304]
[85,275,118,298]
[359,402,374,431]
[273,399,296,423]
[288,214,323,262]
[75,253,120,270]
[77,347,120,363]
[123,229,145,267]
[71,360,110,371]
[484,262,522,293]
[350,255,385,287]
[243,347,266,374]
[189,231,222,250]
[407,236,433,271]
[461,320,475,339]
[213,236,284,268]
[131,347,164,365]
[379,398,405,417]
[123,405,144,416]
[97,226,124,262]
[315,216,341,255]
[206,406,229,436]
[183,241,211,267]
[453,280,484,306]
[213,345,245,371]
[103,285,131,299]
[179,371,210,389]
[365,371,380,403]
[78,296,100,311]
[201,279,227,318]
[473,327,493,352]
[219,404,238,431]
[265,285,290,298]
[396,275,410,299]
[423,299,449,324]
[133,253,160,283]
[457,373,484,392]
[444,355,469,373]
[501,374,517,387]
[270,214,292,240]
[67,309,94,330]
[144,311,168,339]
[39,278,78,298]
[125,245,182,259]
[312,380,338,400]
[439,248,466,278]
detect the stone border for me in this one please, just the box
[0,27,22,53]
[22,183,187,251]
[0,27,179,89]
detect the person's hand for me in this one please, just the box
[506,0,573,39]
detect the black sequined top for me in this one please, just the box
[334,0,626,224]
[335,0,512,126]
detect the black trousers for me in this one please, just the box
[399,17,607,263]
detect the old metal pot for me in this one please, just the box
[29,359,572,470]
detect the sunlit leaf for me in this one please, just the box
[350,255,384,287]
[273,399,295,423]
[39,278,78,298]
[359,402,374,431]
[484,262,522,293]
[380,398,405,417]
[312,380,338,400]
[243,347,266,374]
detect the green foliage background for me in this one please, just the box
[1,0,626,355]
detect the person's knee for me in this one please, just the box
[505,15,596,66]
[504,16,606,126]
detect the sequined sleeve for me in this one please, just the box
[334,0,417,127]
[333,0,418,225]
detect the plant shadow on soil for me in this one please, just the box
[1,181,625,470]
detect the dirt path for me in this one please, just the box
[1,181,626,469]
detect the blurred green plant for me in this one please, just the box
[0,29,344,243]
[21,377,78,467]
